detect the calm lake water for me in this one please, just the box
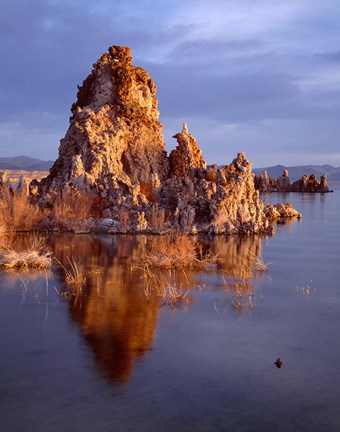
[1,185,339,432]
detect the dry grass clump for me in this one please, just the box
[248,250,272,272]
[59,257,86,295]
[158,282,191,307]
[140,264,191,307]
[52,189,96,232]
[142,235,218,269]
[0,222,14,250]
[223,276,251,294]
[0,222,6,236]
[0,250,52,270]
[0,234,52,270]
[223,274,257,311]
[0,188,45,231]
[222,249,271,311]
[296,280,315,297]
[53,190,91,221]
[231,295,256,310]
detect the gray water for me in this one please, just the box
[0,186,339,432]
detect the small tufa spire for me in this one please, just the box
[182,122,189,134]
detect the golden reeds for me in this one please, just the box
[0,188,45,232]
[141,235,219,269]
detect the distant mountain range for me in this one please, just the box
[0,156,53,171]
[253,164,340,181]
[1,156,340,182]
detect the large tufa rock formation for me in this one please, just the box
[34,45,300,234]
[39,46,167,206]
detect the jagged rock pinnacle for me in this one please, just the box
[32,45,299,234]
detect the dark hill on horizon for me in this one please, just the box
[253,164,340,182]
[0,156,53,171]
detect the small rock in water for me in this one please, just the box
[274,357,283,368]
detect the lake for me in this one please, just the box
[0,185,339,432]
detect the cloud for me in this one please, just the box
[315,50,340,63]
[165,38,266,66]
[157,69,299,121]
[0,0,340,166]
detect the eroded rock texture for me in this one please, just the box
[39,46,167,206]
[160,137,271,234]
[290,174,330,193]
[34,45,300,234]
[264,203,302,222]
[253,170,276,192]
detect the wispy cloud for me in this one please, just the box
[172,0,307,40]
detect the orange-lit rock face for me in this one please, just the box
[290,173,329,192]
[35,45,300,234]
[160,151,271,234]
[40,45,168,198]
[169,125,206,178]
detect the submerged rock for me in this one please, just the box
[33,45,301,234]
[264,203,302,221]
[274,358,283,368]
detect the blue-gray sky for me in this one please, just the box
[1,0,340,167]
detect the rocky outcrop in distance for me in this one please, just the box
[253,164,340,182]
[254,169,331,193]
[27,45,302,235]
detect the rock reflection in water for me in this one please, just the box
[51,235,158,382]
[208,235,265,309]
[49,234,264,381]
[207,235,263,277]
[69,268,159,382]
